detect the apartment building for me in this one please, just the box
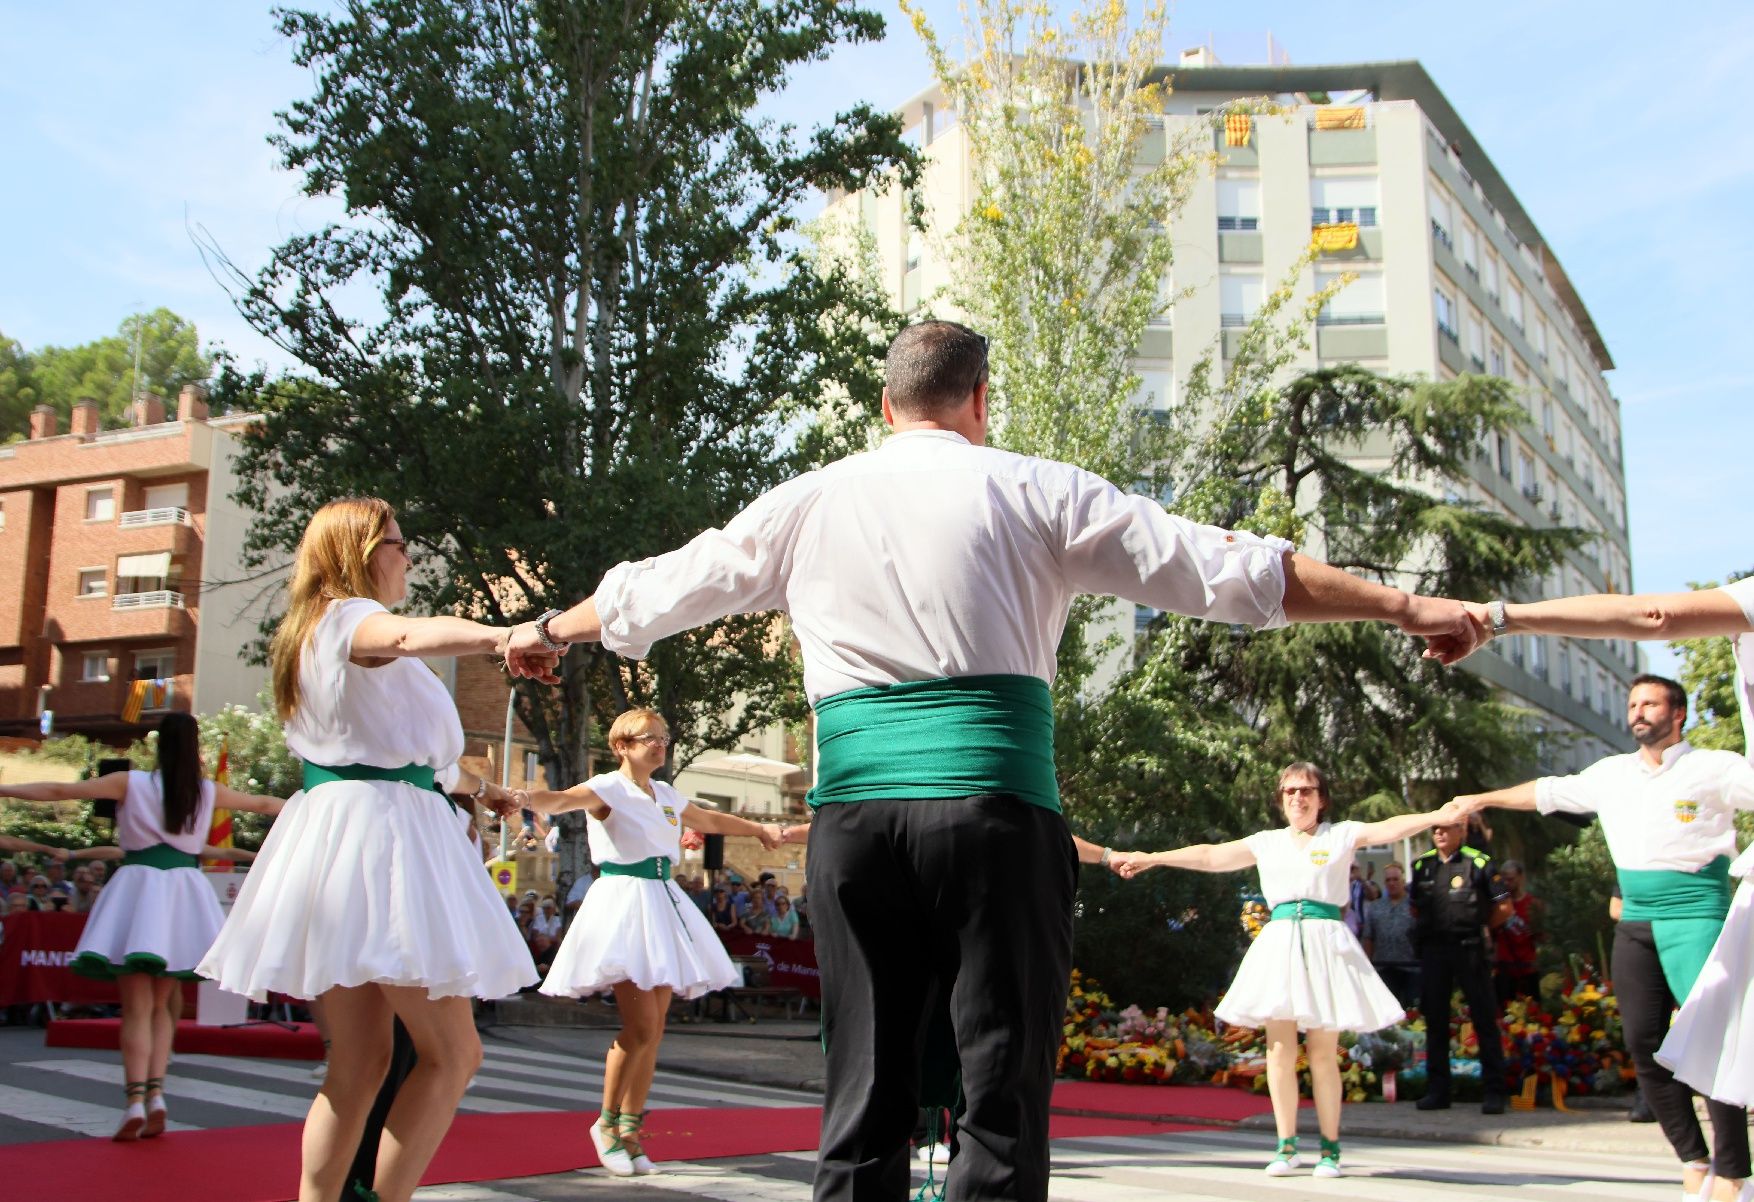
[830,57,1637,769]
[0,387,270,738]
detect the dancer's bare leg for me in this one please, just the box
[299,985,394,1202]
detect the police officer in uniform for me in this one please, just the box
[1411,819,1513,1113]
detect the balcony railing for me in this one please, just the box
[112,591,186,611]
[118,506,191,529]
[1316,313,1386,326]
[1431,220,1453,251]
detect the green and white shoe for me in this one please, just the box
[1265,1136,1300,1176]
[1313,1136,1342,1179]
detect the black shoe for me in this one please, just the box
[1481,1093,1506,1115]
[1627,1092,1655,1123]
[1415,1094,1451,1111]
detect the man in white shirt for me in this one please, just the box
[1455,674,1754,1198]
[513,321,1481,1202]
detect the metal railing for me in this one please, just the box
[118,506,190,529]
[112,591,186,611]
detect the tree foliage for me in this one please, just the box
[1672,570,1751,755]
[210,0,919,898]
[0,310,212,437]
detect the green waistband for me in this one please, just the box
[808,674,1059,812]
[303,761,454,811]
[1270,900,1343,922]
[121,844,199,870]
[1618,857,1732,923]
[600,857,671,880]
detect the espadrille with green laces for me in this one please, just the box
[1313,1136,1343,1178]
[588,1109,636,1177]
[1264,1135,1300,1176]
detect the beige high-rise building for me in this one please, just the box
[827,57,1637,769]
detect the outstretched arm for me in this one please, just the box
[0,772,130,804]
[1452,781,1541,815]
[0,835,66,858]
[1113,838,1256,878]
[1355,801,1471,847]
[519,784,608,820]
[1281,553,1480,665]
[683,806,783,851]
[213,784,287,816]
[1477,588,1751,645]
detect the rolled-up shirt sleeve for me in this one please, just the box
[1535,767,1603,816]
[1055,467,1292,628]
[594,486,794,660]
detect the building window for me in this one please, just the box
[1434,288,1458,340]
[85,487,115,523]
[1489,342,1506,377]
[1528,636,1547,678]
[1131,369,1173,410]
[1216,177,1261,232]
[1495,433,1512,480]
[1559,643,1572,693]
[1483,253,1501,304]
[81,652,110,683]
[78,567,107,597]
[1427,183,1454,249]
[133,650,177,710]
[1219,272,1263,328]
[523,750,541,783]
[1317,270,1384,326]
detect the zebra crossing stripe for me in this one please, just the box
[22,1059,312,1119]
[0,1081,199,1138]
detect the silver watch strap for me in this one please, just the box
[1487,599,1508,636]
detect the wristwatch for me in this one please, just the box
[1486,599,1508,637]
[531,608,568,652]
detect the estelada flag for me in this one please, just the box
[207,736,235,869]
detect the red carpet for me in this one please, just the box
[0,1102,1210,1202]
[46,1018,325,1061]
[1050,1080,1280,1123]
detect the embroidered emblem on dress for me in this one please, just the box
[1674,799,1700,824]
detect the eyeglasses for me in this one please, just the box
[630,734,671,748]
[380,537,410,559]
[1279,785,1321,796]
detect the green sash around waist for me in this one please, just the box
[121,843,199,870]
[303,761,455,811]
[1619,857,1732,1000]
[1270,900,1343,922]
[808,674,1060,812]
[600,856,672,880]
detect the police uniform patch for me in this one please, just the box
[1451,874,1465,889]
[1674,800,1700,824]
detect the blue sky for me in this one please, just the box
[4,1,1749,675]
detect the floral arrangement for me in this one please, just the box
[1058,968,1634,1103]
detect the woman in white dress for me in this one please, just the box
[0,711,284,1140]
[1456,579,1754,1202]
[1115,762,1465,1179]
[197,496,551,1202]
[521,707,782,1176]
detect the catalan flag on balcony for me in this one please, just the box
[1314,106,1367,130]
[1310,222,1360,253]
[1224,112,1252,147]
[207,736,235,869]
[120,678,169,725]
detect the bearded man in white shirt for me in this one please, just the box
[507,320,1482,1202]
[1454,673,1754,1202]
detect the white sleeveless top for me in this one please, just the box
[584,772,692,865]
[283,597,464,770]
[1242,821,1363,909]
[118,769,217,854]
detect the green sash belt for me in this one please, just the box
[1619,857,1732,999]
[303,761,455,811]
[599,857,691,941]
[600,857,671,880]
[808,674,1059,812]
[121,843,199,870]
[1270,900,1343,922]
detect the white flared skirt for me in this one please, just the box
[198,781,537,1002]
[1657,852,1754,1107]
[73,864,224,979]
[1215,917,1405,1033]
[540,875,738,1000]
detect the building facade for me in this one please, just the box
[0,387,270,738]
[829,58,1637,770]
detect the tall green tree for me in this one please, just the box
[211,0,919,898]
[1672,571,1751,755]
[0,310,212,435]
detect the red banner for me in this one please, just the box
[0,912,194,1006]
[717,930,820,999]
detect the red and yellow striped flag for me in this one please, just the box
[207,736,235,869]
[1224,113,1252,147]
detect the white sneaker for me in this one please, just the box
[589,1120,636,1177]
[917,1142,950,1166]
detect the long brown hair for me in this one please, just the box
[268,497,396,719]
[155,712,203,834]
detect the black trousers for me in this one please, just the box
[1614,921,1750,1177]
[1419,940,1507,1098]
[346,1017,417,1196]
[808,796,1077,1202]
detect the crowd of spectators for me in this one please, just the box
[686,870,810,940]
[0,853,103,916]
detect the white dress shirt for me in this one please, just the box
[595,430,1293,703]
[1536,741,1754,872]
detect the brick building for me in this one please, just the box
[0,387,270,739]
